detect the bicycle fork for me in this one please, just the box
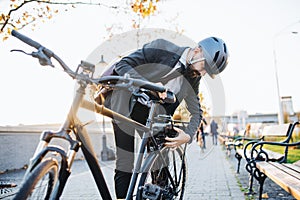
[26,127,80,199]
[25,82,112,200]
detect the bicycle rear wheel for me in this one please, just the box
[14,158,59,200]
[137,147,186,200]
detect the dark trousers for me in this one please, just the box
[202,134,206,148]
[113,102,149,199]
[212,133,218,145]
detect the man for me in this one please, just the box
[197,118,207,149]
[210,119,219,145]
[104,37,229,199]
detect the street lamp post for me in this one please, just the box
[96,55,116,161]
[273,21,299,124]
[273,41,284,124]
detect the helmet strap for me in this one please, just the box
[187,48,205,65]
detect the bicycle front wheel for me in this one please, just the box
[137,146,187,200]
[14,158,59,200]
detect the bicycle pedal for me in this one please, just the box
[141,183,162,200]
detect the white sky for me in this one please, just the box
[1,0,300,125]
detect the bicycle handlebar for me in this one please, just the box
[11,30,168,94]
[132,78,166,93]
[12,30,41,49]
[97,76,166,93]
[12,30,54,58]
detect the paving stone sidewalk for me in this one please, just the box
[184,136,244,200]
[1,135,245,200]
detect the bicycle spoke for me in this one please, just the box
[138,147,186,199]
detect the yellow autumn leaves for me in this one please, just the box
[131,0,159,18]
[0,0,60,41]
[0,0,161,41]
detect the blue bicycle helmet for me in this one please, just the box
[198,37,229,78]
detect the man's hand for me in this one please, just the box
[158,91,167,99]
[165,127,191,149]
[156,82,167,99]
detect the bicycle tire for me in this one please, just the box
[137,147,186,200]
[13,158,59,200]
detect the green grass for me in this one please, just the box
[264,135,300,163]
[238,136,300,163]
[264,144,300,163]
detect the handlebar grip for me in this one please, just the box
[11,30,42,50]
[132,79,166,93]
[98,76,166,93]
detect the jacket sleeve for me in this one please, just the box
[184,77,202,143]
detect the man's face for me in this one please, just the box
[188,47,207,78]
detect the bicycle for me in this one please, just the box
[10,30,188,200]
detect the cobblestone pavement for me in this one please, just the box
[0,135,296,200]
[184,137,244,200]
[0,135,243,200]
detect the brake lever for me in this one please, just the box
[32,47,54,67]
[10,47,54,68]
[10,49,31,56]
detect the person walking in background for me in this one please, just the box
[244,123,251,137]
[196,118,207,150]
[199,118,207,149]
[210,119,219,145]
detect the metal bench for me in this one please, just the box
[219,135,236,156]
[245,121,299,199]
[218,134,227,146]
[233,123,292,174]
[255,160,300,199]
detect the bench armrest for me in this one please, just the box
[250,140,300,162]
[233,136,262,151]
[248,121,299,162]
[243,140,262,161]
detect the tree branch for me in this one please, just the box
[34,0,119,9]
[1,0,122,32]
[1,0,36,32]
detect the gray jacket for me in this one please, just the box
[106,39,202,140]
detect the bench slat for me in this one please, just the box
[272,162,300,181]
[261,124,290,137]
[256,162,300,199]
[263,149,284,160]
[293,160,300,167]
